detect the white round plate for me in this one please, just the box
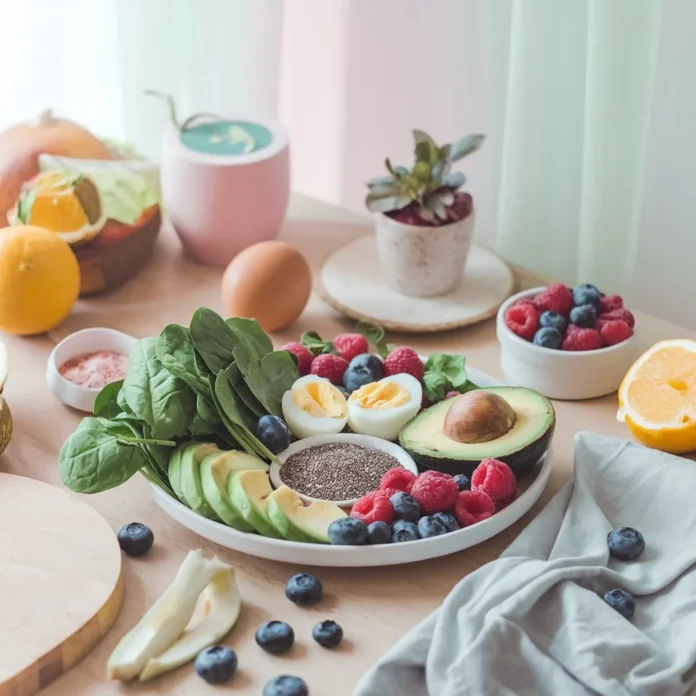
[149,366,553,567]
[320,235,514,332]
[269,433,418,508]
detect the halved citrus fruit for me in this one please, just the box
[617,339,696,453]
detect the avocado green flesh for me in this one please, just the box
[168,447,187,505]
[400,387,555,476]
[179,443,221,520]
[267,487,347,543]
[228,470,282,539]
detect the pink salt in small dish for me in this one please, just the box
[46,328,138,412]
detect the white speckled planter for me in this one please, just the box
[375,210,475,297]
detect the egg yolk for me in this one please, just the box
[292,381,347,418]
[349,380,409,409]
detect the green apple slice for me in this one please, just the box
[227,470,282,538]
[267,486,347,543]
[200,451,268,532]
[178,442,220,520]
[107,550,231,681]
[139,564,241,681]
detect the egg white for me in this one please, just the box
[281,374,348,439]
[347,373,422,441]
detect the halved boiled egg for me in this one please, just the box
[281,375,348,439]
[347,373,422,441]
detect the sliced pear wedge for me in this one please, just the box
[106,550,231,681]
[139,564,241,680]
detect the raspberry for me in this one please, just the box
[281,342,313,375]
[350,491,394,525]
[599,294,623,314]
[562,327,602,351]
[384,347,424,380]
[597,308,635,330]
[471,459,517,508]
[454,489,495,527]
[504,303,539,341]
[533,284,574,316]
[310,354,349,384]
[379,467,417,499]
[332,333,368,362]
[410,471,459,514]
[600,320,633,346]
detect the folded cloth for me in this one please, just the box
[353,432,696,696]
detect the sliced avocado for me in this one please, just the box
[399,387,555,476]
[168,446,187,504]
[200,451,269,532]
[267,486,347,543]
[227,470,282,538]
[178,442,221,519]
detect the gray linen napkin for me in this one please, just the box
[354,432,696,696]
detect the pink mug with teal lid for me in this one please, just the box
[155,94,290,267]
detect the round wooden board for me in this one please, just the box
[320,235,515,332]
[0,473,123,696]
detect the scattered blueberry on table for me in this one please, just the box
[286,573,323,605]
[391,519,420,542]
[256,415,292,454]
[116,522,154,556]
[328,518,368,546]
[263,675,309,696]
[367,521,392,545]
[312,620,344,648]
[607,527,645,561]
[256,621,295,654]
[603,588,636,620]
[390,491,421,522]
[194,646,237,683]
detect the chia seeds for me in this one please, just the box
[280,443,400,501]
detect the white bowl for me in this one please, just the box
[46,328,138,412]
[269,433,418,508]
[496,287,639,400]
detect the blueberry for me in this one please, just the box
[607,527,645,561]
[603,588,636,620]
[533,327,563,349]
[117,522,154,556]
[453,475,470,491]
[312,619,344,648]
[285,573,323,605]
[418,515,449,538]
[367,520,392,544]
[328,517,368,545]
[343,353,385,392]
[569,304,597,328]
[573,284,602,309]
[390,491,420,522]
[263,675,309,696]
[392,519,420,542]
[539,311,566,332]
[256,415,292,454]
[194,645,238,683]
[255,621,295,654]
[433,511,460,533]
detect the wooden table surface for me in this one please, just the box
[1,194,692,696]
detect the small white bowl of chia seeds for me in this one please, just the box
[270,433,419,508]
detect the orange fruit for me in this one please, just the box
[0,225,80,335]
[617,339,696,453]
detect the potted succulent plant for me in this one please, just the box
[366,130,484,297]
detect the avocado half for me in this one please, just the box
[399,387,555,476]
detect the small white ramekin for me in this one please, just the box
[496,287,639,400]
[46,328,138,412]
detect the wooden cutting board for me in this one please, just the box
[0,473,123,696]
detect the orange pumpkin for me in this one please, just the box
[0,109,112,223]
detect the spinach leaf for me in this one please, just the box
[424,354,469,389]
[122,338,196,440]
[423,371,449,404]
[93,379,124,418]
[190,308,237,374]
[226,317,272,356]
[235,350,299,417]
[59,418,149,493]
[214,367,258,432]
[226,362,265,417]
[188,412,216,436]
[157,324,210,398]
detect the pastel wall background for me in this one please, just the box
[1,0,694,327]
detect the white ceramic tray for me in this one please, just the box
[150,366,553,567]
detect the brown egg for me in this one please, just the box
[221,240,312,332]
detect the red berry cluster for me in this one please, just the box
[504,283,634,352]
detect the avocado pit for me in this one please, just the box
[444,391,516,444]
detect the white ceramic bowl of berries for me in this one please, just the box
[497,284,639,400]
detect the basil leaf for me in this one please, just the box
[93,379,124,418]
[423,372,449,404]
[424,353,469,389]
[300,330,335,356]
[157,324,210,398]
[355,322,389,359]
